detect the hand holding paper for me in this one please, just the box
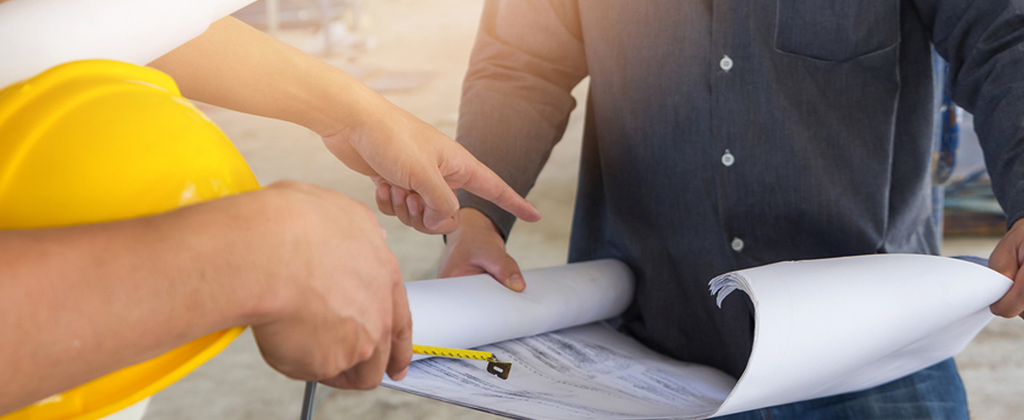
[987,218,1024,319]
[438,208,526,291]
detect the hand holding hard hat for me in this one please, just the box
[0,61,410,419]
[0,2,531,418]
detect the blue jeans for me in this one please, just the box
[718,358,968,420]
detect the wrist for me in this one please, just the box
[300,65,382,139]
[158,191,292,329]
[225,192,298,328]
[447,207,503,245]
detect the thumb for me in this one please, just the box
[989,233,1024,317]
[410,168,459,231]
[991,265,1024,318]
[472,252,526,292]
[988,239,1019,280]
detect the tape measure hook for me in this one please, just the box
[486,360,512,380]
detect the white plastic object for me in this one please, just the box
[102,398,150,420]
[0,0,256,87]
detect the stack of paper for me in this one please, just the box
[384,255,1010,419]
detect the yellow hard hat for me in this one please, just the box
[0,60,259,419]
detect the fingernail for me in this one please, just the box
[425,214,442,230]
[392,366,409,381]
[508,274,525,292]
[525,202,542,221]
[377,186,389,200]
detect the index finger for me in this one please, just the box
[458,161,541,223]
[991,266,1024,318]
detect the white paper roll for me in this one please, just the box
[406,259,635,356]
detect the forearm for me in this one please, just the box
[917,0,1024,227]
[149,17,374,137]
[153,15,543,232]
[456,0,588,237]
[0,197,276,413]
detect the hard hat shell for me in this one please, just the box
[0,60,256,420]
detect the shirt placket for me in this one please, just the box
[710,0,746,257]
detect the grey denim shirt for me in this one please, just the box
[456,0,1024,378]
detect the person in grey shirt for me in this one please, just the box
[375,1,1024,417]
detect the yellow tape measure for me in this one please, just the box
[413,344,512,380]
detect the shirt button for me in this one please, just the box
[731,237,745,252]
[720,55,733,72]
[721,150,735,167]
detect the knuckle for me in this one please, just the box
[354,374,382,390]
[290,354,330,381]
[396,319,412,339]
[991,301,1017,318]
[356,341,376,363]
[317,351,344,378]
[388,265,403,284]
[273,363,307,381]
[399,309,412,329]
[380,319,394,337]
[503,257,521,273]
[316,364,339,381]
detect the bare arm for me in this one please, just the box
[0,182,411,414]
[0,210,253,413]
[149,17,540,233]
[149,17,349,137]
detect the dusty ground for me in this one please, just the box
[142,1,1023,418]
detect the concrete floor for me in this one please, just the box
[143,1,1023,418]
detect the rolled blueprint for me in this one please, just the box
[406,259,635,356]
[0,0,255,87]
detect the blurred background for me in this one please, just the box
[141,0,1023,418]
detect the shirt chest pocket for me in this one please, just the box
[774,0,900,62]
